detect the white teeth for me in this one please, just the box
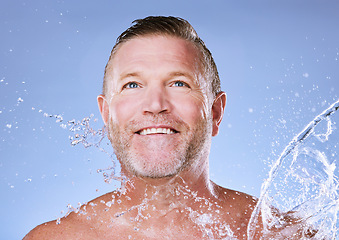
[139,128,175,135]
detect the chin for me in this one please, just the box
[124,154,188,179]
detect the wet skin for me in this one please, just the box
[24,179,258,240]
[24,36,264,239]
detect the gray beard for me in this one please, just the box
[107,114,211,179]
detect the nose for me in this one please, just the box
[142,85,170,115]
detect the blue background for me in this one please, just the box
[1,1,339,239]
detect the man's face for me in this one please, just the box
[102,35,214,178]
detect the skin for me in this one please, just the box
[23,34,319,240]
[24,35,261,240]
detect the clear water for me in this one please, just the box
[38,99,339,239]
[248,99,339,239]
[46,99,338,239]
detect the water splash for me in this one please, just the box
[28,99,339,238]
[66,115,105,148]
[248,99,339,239]
[79,178,235,239]
[37,109,120,183]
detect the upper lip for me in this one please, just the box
[135,125,179,134]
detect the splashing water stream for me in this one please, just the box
[248,99,339,239]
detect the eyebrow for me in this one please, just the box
[119,71,197,83]
[168,71,196,81]
[119,72,141,81]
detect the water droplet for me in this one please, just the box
[71,140,80,146]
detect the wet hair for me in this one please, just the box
[103,16,221,98]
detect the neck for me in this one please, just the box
[117,159,216,210]
[95,158,231,238]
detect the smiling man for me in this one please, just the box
[25,16,262,240]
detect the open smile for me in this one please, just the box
[136,127,179,135]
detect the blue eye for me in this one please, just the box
[125,82,139,89]
[174,81,186,87]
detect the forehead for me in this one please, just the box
[109,35,201,78]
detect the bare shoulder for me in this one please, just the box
[23,219,69,240]
[23,192,117,240]
[23,214,99,240]
[213,183,258,208]
[211,182,258,226]
[22,192,111,240]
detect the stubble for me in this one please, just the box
[107,114,211,179]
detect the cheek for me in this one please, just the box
[109,97,137,125]
[171,93,207,123]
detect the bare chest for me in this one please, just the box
[87,208,247,240]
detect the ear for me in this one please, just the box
[211,92,226,136]
[97,94,110,125]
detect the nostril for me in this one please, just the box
[142,88,170,114]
